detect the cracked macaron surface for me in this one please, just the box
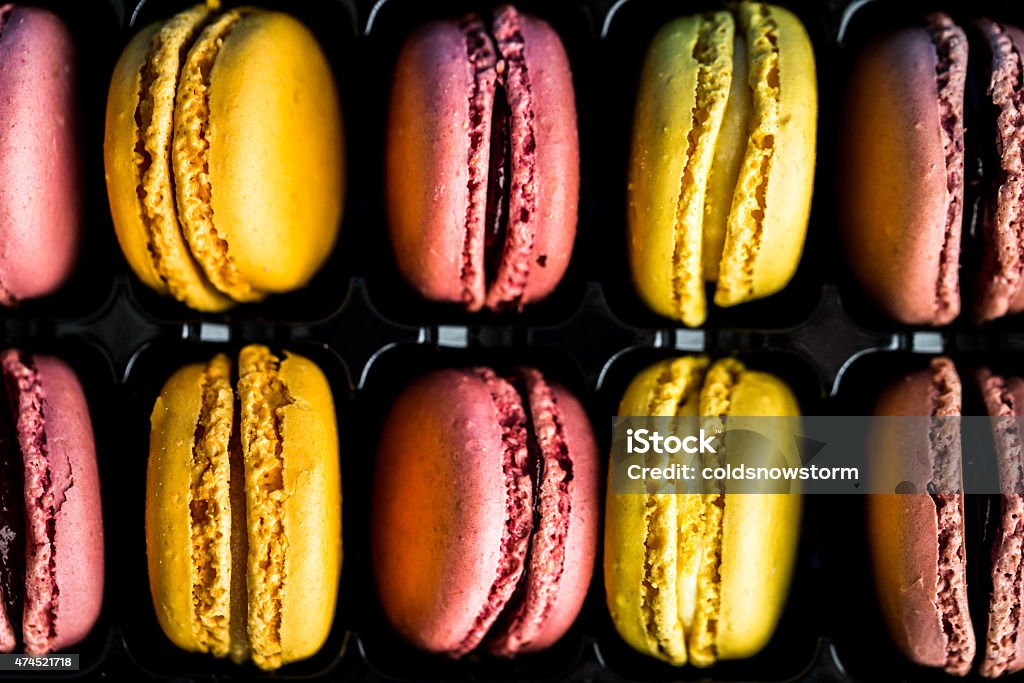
[387,5,579,312]
[372,367,598,657]
[0,351,103,656]
[977,369,1024,677]
[146,345,341,670]
[105,3,344,312]
[604,356,801,666]
[628,2,817,327]
[974,20,1024,323]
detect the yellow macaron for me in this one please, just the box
[105,2,345,311]
[604,356,801,666]
[147,345,342,670]
[628,3,816,326]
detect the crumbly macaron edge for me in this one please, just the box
[927,358,973,675]
[978,370,1024,676]
[237,345,290,670]
[487,368,574,656]
[132,5,233,312]
[188,354,235,657]
[173,9,264,305]
[638,357,709,664]
[669,12,733,327]
[715,3,781,305]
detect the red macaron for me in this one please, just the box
[0,6,81,305]
[386,5,579,312]
[372,367,597,657]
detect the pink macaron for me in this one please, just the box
[0,351,103,654]
[372,367,597,656]
[386,5,579,311]
[0,6,81,305]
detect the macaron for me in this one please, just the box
[372,367,598,656]
[867,358,975,675]
[0,350,103,655]
[105,3,344,312]
[604,356,801,666]
[842,15,1024,325]
[147,345,341,670]
[0,6,81,305]
[387,5,579,311]
[628,3,817,327]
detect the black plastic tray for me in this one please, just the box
[6,0,1024,680]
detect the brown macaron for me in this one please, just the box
[867,358,975,675]
[842,14,1024,325]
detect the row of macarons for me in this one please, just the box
[1,344,1022,677]
[1,2,1012,327]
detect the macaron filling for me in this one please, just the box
[927,358,973,675]
[975,20,1024,322]
[458,6,539,311]
[1,352,60,655]
[978,372,1024,676]
[924,14,967,325]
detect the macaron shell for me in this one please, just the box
[867,360,975,674]
[603,357,710,665]
[714,4,815,307]
[201,11,343,295]
[103,6,233,312]
[495,11,579,307]
[0,6,80,303]
[628,15,725,325]
[386,21,473,305]
[703,35,751,283]
[273,352,341,665]
[146,362,215,653]
[974,21,1024,323]
[105,21,166,296]
[236,346,341,669]
[372,369,511,654]
[32,356,103,652]
[698,367,801,662]
[841,23,965,325]
[869,492,952,669]
[976,371,1024,676]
